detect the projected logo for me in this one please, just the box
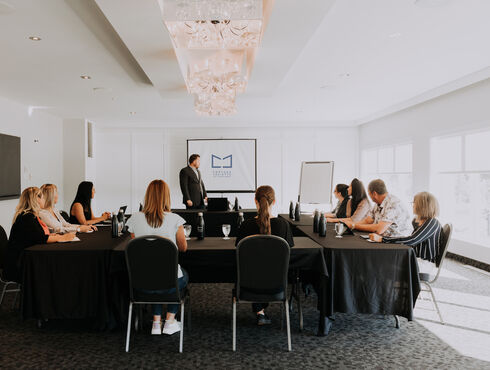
[211,154,232,177]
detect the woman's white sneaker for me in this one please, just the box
[151,320,162,335]
[162,320,181,335]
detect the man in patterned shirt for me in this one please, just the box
[343,179,411,237]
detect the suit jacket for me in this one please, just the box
[179,165,207,206]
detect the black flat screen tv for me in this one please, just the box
[0,134,21,200]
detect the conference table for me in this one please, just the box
[172,209,257,237]
[22,226,328,334]
[279,214,421,329]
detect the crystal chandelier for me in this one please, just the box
[161,0,271,116]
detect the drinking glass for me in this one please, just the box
[222,224,231,240]
[335,223,345,238]
[184,224,192,240]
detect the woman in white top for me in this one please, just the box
[39,184,95,234]
[126,179,188,336]
[327,178,370,224]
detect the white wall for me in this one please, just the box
[94,126,358,215]
[0,97,64,234]
[359,78,490,264]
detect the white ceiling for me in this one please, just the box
[0,0,489,127]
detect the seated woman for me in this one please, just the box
[69,181,111,225]
[5,187,75,283]
[236,185,294,326]
[370,192,442,269]
[327,178,370,224]
[39,184,95,234]
[325,184,349,219]
[126,179,188,336]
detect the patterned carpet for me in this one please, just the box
[1,268,489,369]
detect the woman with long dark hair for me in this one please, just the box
[69,181,110,225]
[235,185,294,326]
[327,178,370,223]
[325,184,349,218]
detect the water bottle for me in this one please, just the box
[197,212,205,240]
[234,197,239,211]
[111,212,118,238]
[318,213,327,237]
[237,212,244,228]
[313,209,320,233]
[117,209,125,235]
[289,201,294,219]
[294,202,301,222]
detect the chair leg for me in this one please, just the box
[125,302,133,353]
[187,295,192,331]
[232,297,237,352]
[179,301,185,353]
[426,283,444,324]
[0,282,7,307]
[296,284,303,331]
[394,315,400,329]
[285,300,292,352]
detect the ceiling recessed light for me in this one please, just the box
[28,36,41,41]
[80,75,91,80]
[388,32,402,38]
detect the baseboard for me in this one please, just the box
[446,252,490,273]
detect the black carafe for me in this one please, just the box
[313,209,320,233]
[289,201,294,219]
[318,213,326,237]
[111,213,118,238]
[197,212,205,240]
[234,197,239,211]
[237,212,244,228]
[294,202,301,222]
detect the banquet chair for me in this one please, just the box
[418,223,453,324]
[233,235,292,351]
[0,225,21,310]
[125,236,190,353]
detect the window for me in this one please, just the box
[361,143,413,208]
[431,130,490,247]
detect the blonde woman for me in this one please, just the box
[370,192,442,263]
[5,187,75,282]
[39,184,95,234]
[126,179,188,336]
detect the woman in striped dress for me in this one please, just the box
[369,192,442,264]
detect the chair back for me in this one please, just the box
[0,225,8,271]
[236,235,290,299]
[433,223,452,280]
[60,211,70,222]
[125,236,181,302]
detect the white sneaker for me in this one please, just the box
[162,320,181,335]
[151,320,162,335]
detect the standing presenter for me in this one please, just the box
[179,154,207,209]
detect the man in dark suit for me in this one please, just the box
[179,154,207,209]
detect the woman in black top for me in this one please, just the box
[325,184,349,219]
[6,187,75,282]
[235,185,294,325]
[69,181,111,225]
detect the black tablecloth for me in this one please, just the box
[278,214,314,236]
[22,227,130,330]
[173,209,257,237]
[296,225,420,321]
